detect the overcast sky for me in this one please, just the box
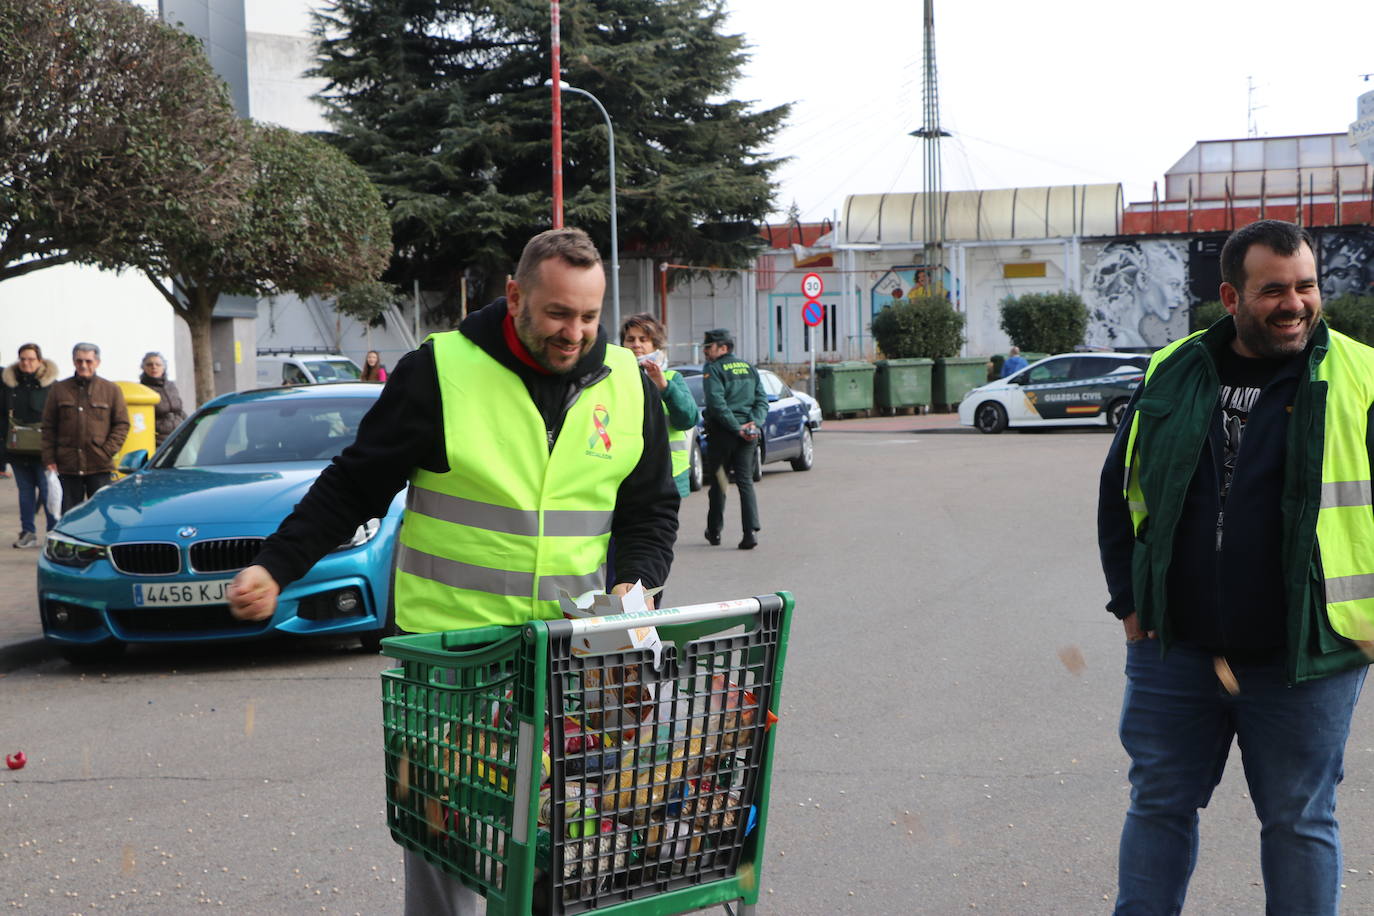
[727,0,1374,221]
[211,0,1374,223]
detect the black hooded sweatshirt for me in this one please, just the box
[252,299,680,603]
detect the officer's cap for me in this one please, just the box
[702,328,733,346]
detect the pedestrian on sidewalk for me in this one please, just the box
[701,327,767,550]
[41,343,129,513]
[361,350,387,382]
[1,343,60,547]
[138,351,185,447]
[1000,345,1028,377]
[1098,219,1374,914]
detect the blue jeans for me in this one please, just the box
[1116,640,1366,915]
[10,458,55,535]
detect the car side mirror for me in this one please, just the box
[118,449,149,473]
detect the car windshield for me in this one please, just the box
[303,359,361,381]
[758,370,786,398]
[155,398,370,468]
[685,375,706,409]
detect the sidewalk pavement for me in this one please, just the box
[0,410,964,670]
[0,483,52,671]
[817,408,968,434]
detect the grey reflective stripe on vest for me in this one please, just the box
[1327,572,1374,604]
[407,485,613,537]
[397,543,605,600]
[543,510,613,537]
[537,569,608,601]
[1322,479,1373,509]
[397,543,534,596]
[669,439,688,451]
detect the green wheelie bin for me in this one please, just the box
[873,358,933,414]
[815,361,875,419]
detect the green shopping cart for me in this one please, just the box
[381,592,794,915]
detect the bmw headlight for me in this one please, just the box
[333,518,381,552]
[44,533,108,568]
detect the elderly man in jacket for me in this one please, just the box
[42,343,129,513]
[1098,219,1374,914]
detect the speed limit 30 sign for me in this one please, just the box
[801,272,824,300]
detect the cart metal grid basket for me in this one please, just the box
[381,593,793,916]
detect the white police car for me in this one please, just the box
[958,352,1151,434]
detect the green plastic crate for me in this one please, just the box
[381,594,794,915]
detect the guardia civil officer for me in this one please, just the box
[227,227,679,914]
[700,328,767,549]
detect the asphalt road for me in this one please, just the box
[6,424,1374,914]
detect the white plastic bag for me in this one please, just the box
[44,469,62,521]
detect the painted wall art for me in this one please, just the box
[1081,239,1191,349]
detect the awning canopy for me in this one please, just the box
[840,184,1123,246]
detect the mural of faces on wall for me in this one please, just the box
[1318,229,1374,300]
[1082,239,1190,349]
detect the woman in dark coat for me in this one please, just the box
[1,343,60,546]
[139,352,186,446]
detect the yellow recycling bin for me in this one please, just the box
[114,381,161,475]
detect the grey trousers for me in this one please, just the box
[403,849,482,915]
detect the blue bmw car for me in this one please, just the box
[38,383,400,664]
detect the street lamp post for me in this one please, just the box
[556,82,620,333]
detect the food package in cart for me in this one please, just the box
[557,582,663,661]
[581,664,659,740]
[559,583,665,740]
[701,673,779,765]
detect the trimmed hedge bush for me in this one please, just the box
[1191,300,1227,332]
[1324,294,1374,347]
[998,291,1088,354]
[870,295,965,359]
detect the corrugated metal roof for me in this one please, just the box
[839,185,1123,245]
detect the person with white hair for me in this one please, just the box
[138,351,186,446]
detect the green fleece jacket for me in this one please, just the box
[703,353,767,435]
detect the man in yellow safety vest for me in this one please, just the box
[1098,219,1374,914]
[227,227,679,914]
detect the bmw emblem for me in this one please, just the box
[178,526,198,538]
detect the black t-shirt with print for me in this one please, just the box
[1215,345,1287,505]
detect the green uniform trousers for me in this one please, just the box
[704,429,760,536]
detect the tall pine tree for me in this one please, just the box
[312,0,789,313]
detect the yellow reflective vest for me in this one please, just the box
[664,368,690,480]
[1124,325,1374,650]
[394,331,645,633]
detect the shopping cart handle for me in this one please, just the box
[541,593,784,640]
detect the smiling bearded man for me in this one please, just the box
[1097,219,1374,914]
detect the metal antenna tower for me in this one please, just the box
[909,0,950,273]
[1246,76,1265,137]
